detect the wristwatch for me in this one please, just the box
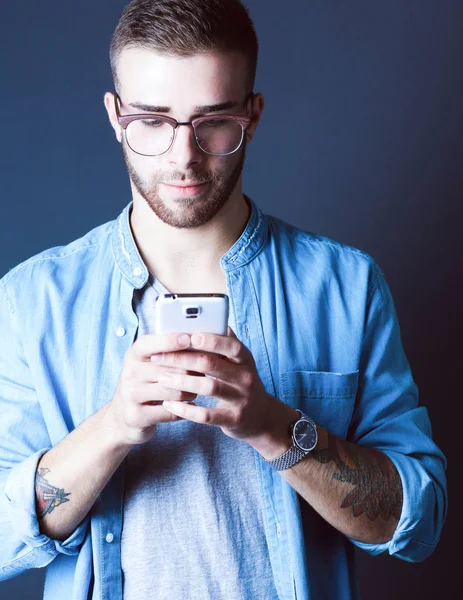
[264,410,318,471]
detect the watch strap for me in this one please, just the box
[264,444,308,471]
[264,410,317,471]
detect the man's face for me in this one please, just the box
[110,48,256,229]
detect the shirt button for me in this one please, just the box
[116,327,126,337]
[133,267,143,277]
[106,533,114,543]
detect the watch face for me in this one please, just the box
[293,419,318,452]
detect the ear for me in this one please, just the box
[104,92,123,143]
[246,92,265,143]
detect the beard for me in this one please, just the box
[121,140,247,229]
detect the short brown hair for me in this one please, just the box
[110,0,259,94]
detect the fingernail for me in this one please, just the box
[191,334,203,346]
[178,335,190,346]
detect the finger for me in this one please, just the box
[134,362,204,383]
[150,350,243,383]
[162,401,234,427]
[131,382,198,404]
[157,372,237,401]
[190,331,247,364]
[130,333,191,361]
[138,402,185,423]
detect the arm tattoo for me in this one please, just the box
[35,468,71,519]
[312,433,402,522]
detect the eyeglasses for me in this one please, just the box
[114,93,253,157]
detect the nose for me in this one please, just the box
[168,123,204,169]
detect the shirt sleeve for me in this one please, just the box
[0,279,88,581]
[346,260,448,562]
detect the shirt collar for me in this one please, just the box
[112,195,268,289]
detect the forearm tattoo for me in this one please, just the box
[312,433,402,522]
[35,468,71,519]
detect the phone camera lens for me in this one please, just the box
[186,307,199,315]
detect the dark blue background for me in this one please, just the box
[1,1,460,598]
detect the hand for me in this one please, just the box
[153,327,298,455]
[106,333,205,446]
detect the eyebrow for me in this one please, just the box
[128,100,240,114]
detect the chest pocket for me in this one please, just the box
[280,370,359,439]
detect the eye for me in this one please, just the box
[202,119,227,127]
[141,118,165,128]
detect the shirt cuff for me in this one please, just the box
[347,449,442,562]
[4,449,88,556]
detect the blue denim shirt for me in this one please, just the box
[0,197,447,599]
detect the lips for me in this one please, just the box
[161,181,210,197]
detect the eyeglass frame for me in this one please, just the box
[113,92,254,157]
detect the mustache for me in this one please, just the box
[158,172,215,185]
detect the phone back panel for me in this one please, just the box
[154,294,229,336]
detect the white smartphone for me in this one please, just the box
[154,293,229,337]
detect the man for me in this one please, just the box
[0,1,447,599]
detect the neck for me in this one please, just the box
[129,188,251,286]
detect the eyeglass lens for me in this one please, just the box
[125,118,244,156]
